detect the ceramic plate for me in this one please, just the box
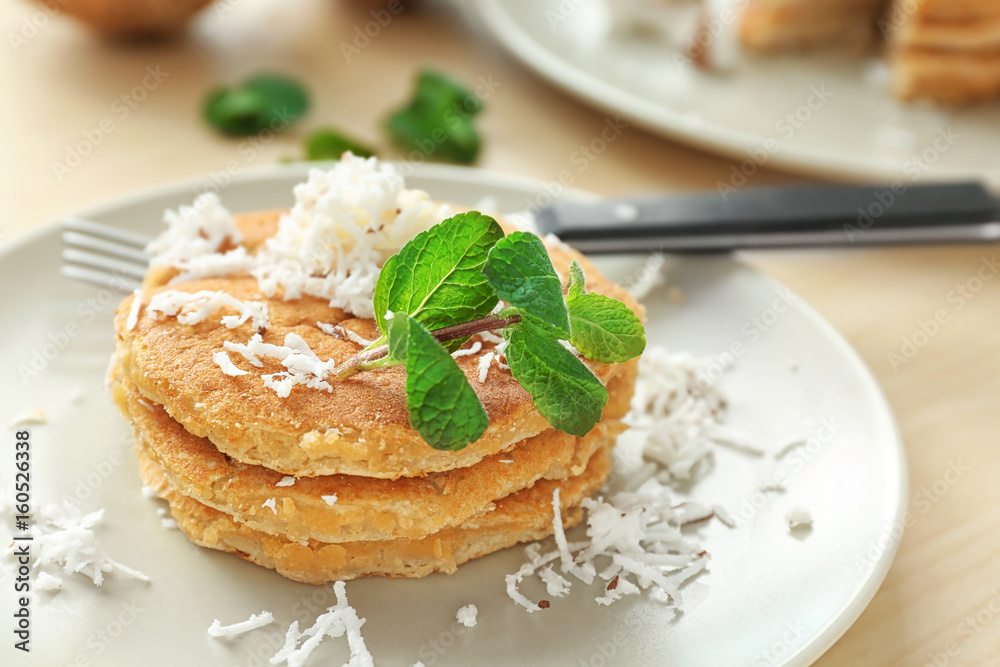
[475,0,1000,187]
[0,163,905,665]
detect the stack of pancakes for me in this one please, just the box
[111,211,640,584]
[889,0,1000,104]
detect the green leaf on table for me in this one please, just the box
[399,313,488,451]
[504,321,608,436]
[385,70,482,164]
[204,74,309,136]
[482,232,570,338]
[566,269,646,364]
[373,211,504,337]
[305,128,375,160]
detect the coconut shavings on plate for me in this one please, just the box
[208,610,275,638]
[8,501,149,587]
[270,581,373,667]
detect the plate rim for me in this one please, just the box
[8,161,908,666]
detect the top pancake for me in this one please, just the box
[114,210,642,479]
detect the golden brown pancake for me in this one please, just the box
[111,362,632,543]
[115,211,643,479]
[138,441,612,584]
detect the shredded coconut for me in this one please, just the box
[7,409,47,429]
[252,155,451,319]
[624,347,758,481]
[126,289,144,331]
[322,495,338,506]
[16,502,148,586]
[786,505,813,531]
[452,341,482,358]
[263,498,277,515]
[455,604,478,628]
[214,350,249,377]
[276,476,296,487]
[224,333,336,398]
[208,611,275,638]
[147,290,269,331]
[140,485,157,499]
[317,322,372,347]
[146,192,254,282]
[477,352,495,383]
[35,571,63,592]
[269,581,372,667]
[161,518,179,530]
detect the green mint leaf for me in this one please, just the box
[504,322,608,436]
[384,312,408,364]
[567,294,645,363]
[373,211,503,336]
[399,313,488,451]
[385,70,482,164]
[482,232,570,338]
[204,74,309,136]
[305,128,375,161]
[567,260,586,301]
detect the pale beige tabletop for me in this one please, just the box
[2,1,999,665]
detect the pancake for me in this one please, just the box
[115,211,643,479]
[889,0,1000,103]
[739,0,885,53]
[111,363,632,543]
[137,441,613,584]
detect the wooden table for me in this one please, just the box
[2,1,998,664]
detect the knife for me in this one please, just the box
[532,182,1000,253]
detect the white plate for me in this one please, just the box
[0,164,906,666]
[475,0,1000,187]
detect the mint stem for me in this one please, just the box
[333,313,520,380]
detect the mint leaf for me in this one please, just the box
[204,74,309,136]
[483,232,570,338]
[399,313,488,451]
[305,128,375,160]
[567,260,586,300]
[373,212,504,336]
[386,70,482,164]
[565,260,645,363]
[504,322,608,436]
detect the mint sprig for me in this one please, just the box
[333,211,645,450]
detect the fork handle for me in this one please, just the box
[533,182,1000,253]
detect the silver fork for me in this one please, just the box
[61,217,151,292]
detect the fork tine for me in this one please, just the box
[60,265,141,293]
[62,217,153,249]
[62,230,150,264]
[62,247,148,280]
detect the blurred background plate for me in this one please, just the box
[0,164,905,665]
[474,0,1000,187]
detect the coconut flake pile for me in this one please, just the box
[144,155,450,320]
[270,581,373,667]
[504,344,754,613]
[147,290,269,331]
[251,155,450,318]
[624,347,761,481]
[146,192,253,283]
[11,501,148,586]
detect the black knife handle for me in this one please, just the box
[533,182,1000,253]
